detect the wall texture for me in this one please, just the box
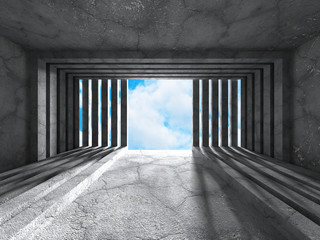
[292,35,320,172]
[1,0,320,51]
[0,36,30,173]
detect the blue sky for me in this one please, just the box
[128,79,192,150]
[128,79,144,90]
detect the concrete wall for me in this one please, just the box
[291,35,320,172]
[0,36,30,173]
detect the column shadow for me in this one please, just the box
[191,147,289,240]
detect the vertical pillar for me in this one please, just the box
[202,79,209,147]
[193,80,199,147]
[274,60,283,160]
[263,65,272,156]
[67,74,74,150]
[231,80,238,146]
[254,71,263,153]
[102,79,108,147]
[92,79,99,147]
[47,66,57,157]
[73,78,79,149]
[246,74,254,151]
[211,79,219,147]
[241,78,247,148]
[57,70,66,153]
[82,79,89,146]
[221,79,228,146]
[111,79,118,147]
[121,79,128,147]
[38,60,46,160]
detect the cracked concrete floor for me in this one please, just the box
[33,150,286,240]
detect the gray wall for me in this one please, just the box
[0,35,30,173]
[291,35,320,172]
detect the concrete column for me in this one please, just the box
[241,78,247,148]
[57,70,66,153]
[38,59,46,160]
[67,74,74,150]
[231,80,238,146]
[221,79,228,146]
[202,79,209,147]
[121,79,128,147]
[111,79,118,147]
[47,66,57,157]
[211,79,219,147]
[263,66,271,156]
[102,79,108,147]
[73,78,79,149]
[193,79,199,147]
[92,79,99,147]
[254,71,263,153]
[82,79,89,146]
[274,60,283,160]
[246,74,254,151]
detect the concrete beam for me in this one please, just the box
[263,65,271,156]
[66,74,74,151]
[82,79,89,147]
[47,66,57,157]
[254,71,263,153]
[211,78,219,147]
[57,69,66,153]
[246,74,254,151]
[241,78,247,148]
[221,79,228,146]
[92,79,99,147]
[70,73,252,79]
[274,60,283,160]
[111,79,118,147]
[38,59,47,160]
[121,79,127,147]
[193,80,199,147]
[202,79,209,147]
[231,80,238,146]
[101,79,108,147]
[73,78,79,149]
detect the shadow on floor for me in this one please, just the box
[191,146,288,240]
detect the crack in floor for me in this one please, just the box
[31,150,288,240]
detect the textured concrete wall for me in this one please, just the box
[0,36,30,173]
[291,36,320,172]
[1,0,320,51]
[30,49,288,59]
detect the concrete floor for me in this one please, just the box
[33,150,286,240]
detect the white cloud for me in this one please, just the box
[128,80,192,150]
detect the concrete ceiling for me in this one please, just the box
[0,0,320,51]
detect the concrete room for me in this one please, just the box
[0,0,320,239]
